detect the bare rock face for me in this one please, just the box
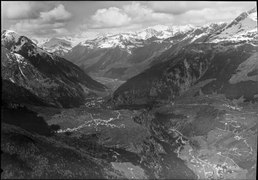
[1,30,107,108]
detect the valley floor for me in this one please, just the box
[2,93,257,179]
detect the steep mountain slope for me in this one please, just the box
[1,122,120,179]
[65,23,226,80]
[209,7,257,43]
[112,8,258,108]
[1,30,107,108]
[2,79,49,107]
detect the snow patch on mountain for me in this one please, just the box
[14,53,25,64]
[148,25,171,32]
[170,25,195,35]
[209,8,257,43]
[136,24,195,40]
[35,36,86,56]
[32,38,49,47]
[80,33,143,52]
[78,24,197,52]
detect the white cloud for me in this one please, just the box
[1,1,57,20]
[10,4,71,37]
[53,28,69,34]
[40,4,72,22]
[2,1,36,19]
[88,2,174,30]
[90,7,131,28]
[85,1,256,33]
[123,2,152,18]
[123,2,174,25]
[3,1,256,37]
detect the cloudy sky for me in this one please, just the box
[1,1,256,39]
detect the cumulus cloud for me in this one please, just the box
[40,4,72,22]
[3,1,256,37]
[90,7,131,28]
[10,4,71,37]
[1,1,57,20]
[123,2,174,25]
[123,2,152,18]
[2,1,37,19]
[88,2,174,29]
[80,1,256,35]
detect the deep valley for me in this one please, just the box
[1,4,257,180]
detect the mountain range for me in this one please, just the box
[112,7,258,108]
[1,6,257,180]
[37,23,226,80]
[2,7,257,108]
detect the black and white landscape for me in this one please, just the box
[1,1,257,179]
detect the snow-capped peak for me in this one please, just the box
[1,30,20,47]
[208,7,257,43]
[169,24,195,35]
[52,36,84,47]
[146,25,171,32]
[1,30,19,38]
[33,38,50,47]
[135,24,190,40]
[81,33,133,49]
[201,22,227,28]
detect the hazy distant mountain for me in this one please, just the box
[1,30,107,108]
[39,37,73,56]
[33,36,85,57]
